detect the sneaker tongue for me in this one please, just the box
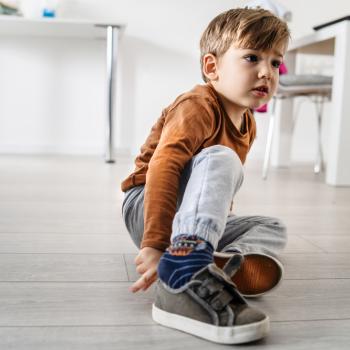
[222,254,244,277]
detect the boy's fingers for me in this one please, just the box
[130,273,150,292]
[136,263,146,274]
[141,270,158,290]
[130,277,145,293]
[130,271,156,293]
[141,276,157,291]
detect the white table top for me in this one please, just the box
[0,15,124,39]
[288,19,350,55]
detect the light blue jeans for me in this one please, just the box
[122,145,287,257]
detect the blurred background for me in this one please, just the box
[0,0,349,164]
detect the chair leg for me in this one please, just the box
[313,97,325,174]
[262,98,277,180]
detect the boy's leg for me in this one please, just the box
[122,185,145,249]
[158,145,244,289]
[217,214,287,257]
[171,145,244,248]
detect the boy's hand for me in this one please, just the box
[130,246,163,293]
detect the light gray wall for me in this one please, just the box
[1,0,349,163]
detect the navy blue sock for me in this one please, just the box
[157,234,214,289]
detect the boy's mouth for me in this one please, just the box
[251,85,269,97]
[252,85,269,94]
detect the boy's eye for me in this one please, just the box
[272,60,282,68]
[244,54,259,63]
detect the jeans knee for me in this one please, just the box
[277,218,287,233]
[204,145,243,172]
[272,218,288,243]
[206,145,235,157]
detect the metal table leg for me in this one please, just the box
[105,25,119,163]
[96,24,121,163]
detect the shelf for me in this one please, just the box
[0,15,124,39]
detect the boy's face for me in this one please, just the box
[205,43,285,111]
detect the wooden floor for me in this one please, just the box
[1,154,350,349]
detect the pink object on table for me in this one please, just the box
[255,62,288,113]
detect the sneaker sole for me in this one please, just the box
[214,252,283,298]
[152,303,269,344]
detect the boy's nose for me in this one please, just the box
[258,65,272,80]
[258,70,271,80]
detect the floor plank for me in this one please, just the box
[0,254,128,282]
[0,218,123,235]
[250,279,350,321]
[0,282,154,326]
[282,253,350,279]
[0,233,137,254]
[298,235,350,253]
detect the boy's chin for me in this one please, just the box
[249,102,267,109]
[250,99,271,109]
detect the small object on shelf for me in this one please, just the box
[0,0,19,15]
[41,0,59,18]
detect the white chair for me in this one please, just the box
[262,74,332,179]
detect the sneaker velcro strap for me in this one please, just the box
[183,263,249,326]
[191,263,247,307]
[195,263,236,286]
[197,278,224,298]
[209,289,236,311]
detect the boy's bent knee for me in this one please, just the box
[205,145,236,157]
[275,218,287,233]
[202,145,243,169]
[271,217,288,248]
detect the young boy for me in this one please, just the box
[121,7,290,344]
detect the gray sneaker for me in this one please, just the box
[152,255,269,344]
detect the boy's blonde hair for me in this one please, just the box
[200,8,291,82]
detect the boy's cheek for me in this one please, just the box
[269,84,278,96]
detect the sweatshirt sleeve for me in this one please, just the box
[141,98,215,251]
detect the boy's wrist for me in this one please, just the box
[140,239,169,252]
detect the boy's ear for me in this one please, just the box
[202,53,219,81]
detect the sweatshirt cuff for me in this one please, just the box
[140,239,170,252]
